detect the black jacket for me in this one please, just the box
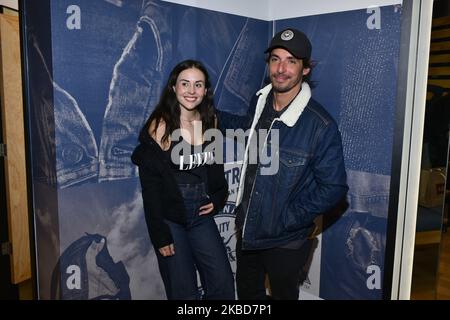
[131,124,229,249]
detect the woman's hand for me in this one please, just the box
[199,202,214,215]
[159,244,175,257]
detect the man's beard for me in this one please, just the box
[271,76,302,93]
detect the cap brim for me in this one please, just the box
[264,45,302,59]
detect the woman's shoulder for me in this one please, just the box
[131,143,153,167]
[131,138,167,172]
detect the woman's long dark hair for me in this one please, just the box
[144,59,215,146]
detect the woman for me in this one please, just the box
[131,60,235,300]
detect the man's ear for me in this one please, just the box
[303,67,311,76]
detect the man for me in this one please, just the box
[218,28,348,300]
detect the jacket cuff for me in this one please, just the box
[209,189,229,214]
[149,222,174,249]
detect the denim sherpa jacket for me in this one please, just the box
[218,82,348,250]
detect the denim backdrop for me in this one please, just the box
[22,0,401,299]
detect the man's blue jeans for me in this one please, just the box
[155,183,235,300]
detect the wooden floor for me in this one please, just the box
[411,227,450,300]
[18,279,33,300]
[437,228,450,299]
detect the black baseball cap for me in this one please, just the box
[265,28,312,59]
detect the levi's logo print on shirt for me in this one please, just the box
[178,151,214,170]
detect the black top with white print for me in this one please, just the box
[164,138,215,184]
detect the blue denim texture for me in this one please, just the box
[51,234,131,300]
[155,183,235,300]
[44,0,267,187]
[320,170,390,299]
[98,1,173,182]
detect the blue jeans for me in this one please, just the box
[155,183,235,300]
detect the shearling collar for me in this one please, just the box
[255,82,311,127]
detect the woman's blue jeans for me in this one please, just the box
[155,183,235,300]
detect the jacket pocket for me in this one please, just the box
[277,148,310,189]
